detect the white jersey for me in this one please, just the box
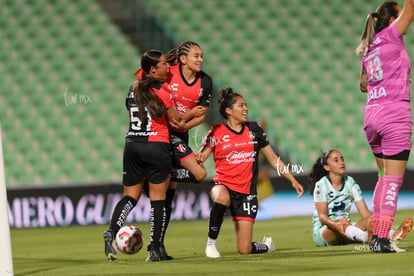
[312,175,364,231]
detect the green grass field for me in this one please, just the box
[11,209,414,276]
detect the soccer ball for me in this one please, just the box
[115,225,144,254]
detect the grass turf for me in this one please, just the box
[11,209,414,276]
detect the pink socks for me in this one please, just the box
[375,175,403,239]
[371,175,383,236]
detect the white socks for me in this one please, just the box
[389,229,395,240]
[345,225,368,243]
[207,237,217,246]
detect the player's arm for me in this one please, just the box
[181,106,208,130]
[396,0,414,35]
[315,202,347,237]
[354,199,372,220]
[260,145,304,198]
[196,146,212,164]
[166,106,186,130]
[359,65,368,93]
[182,106,207,121]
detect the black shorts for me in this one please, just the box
[170,134,197,183]
[213,182,258,222]
[122,140,172,186]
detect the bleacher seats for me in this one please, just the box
[0,0,140,186]
[145,0,414,170]
[2,0,413,187]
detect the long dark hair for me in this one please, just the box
[217,87,243,119]
[356,1,399,56]
[134,50,167,126]
[308,150,336,195]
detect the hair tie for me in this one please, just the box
[371,12,379,18]
[134,68,143,80]
[320,150,330,166]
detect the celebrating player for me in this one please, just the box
[196,87,304,258]
[356,0,414,252]
[103,50,194,262]
[154,41,213,259]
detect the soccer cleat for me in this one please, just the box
[159,243,173,260]
[262,236,275,253]
[103,229,118,262]
[205,244,221,258]
[371,238,396,253]
[392,217,413,242]
[146,248,161,262]
[390,241,407,253]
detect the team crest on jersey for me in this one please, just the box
[177,143,186,153]
[249,131,255,140]
[198,88,203,97]
[246,195,256,201]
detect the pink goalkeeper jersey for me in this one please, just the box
[362,21,411,105]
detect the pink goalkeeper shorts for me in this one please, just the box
[364,101,412,157]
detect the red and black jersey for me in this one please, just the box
[202,122,269,194]
[166,64,212,133]
[125,81,175,143]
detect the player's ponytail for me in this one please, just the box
[356,1,399,56]
[308,150,334,195]
[217,87,242,119]
[134,50,167,125]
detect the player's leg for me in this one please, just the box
[146,179,169,262]
[158,134,200,259]
[375,102,412,253]
[319,217,350,245]
[156,180,177,260]
[234,219,274,254]
[370,155,384,245]
[104,184,142,262]
[364,110,387,251]
[375,157,408,253]
[145,142,172,262]
[205,184,230,258]
[104,142,143,262]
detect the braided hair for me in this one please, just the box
[166,41,200,65]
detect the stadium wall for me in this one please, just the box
[7,169,414,228]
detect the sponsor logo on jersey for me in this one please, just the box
[176,102,190,114]
[226,151,256,164]
[222,135,230,143]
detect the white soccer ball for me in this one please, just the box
[115,225,144,254]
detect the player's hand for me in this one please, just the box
[191,106,207,117]
[196,152,205,164]
[169,118,186,130]
[291,180,304,198]
[334,219,349,237]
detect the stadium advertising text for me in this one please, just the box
[7,184,211,228]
